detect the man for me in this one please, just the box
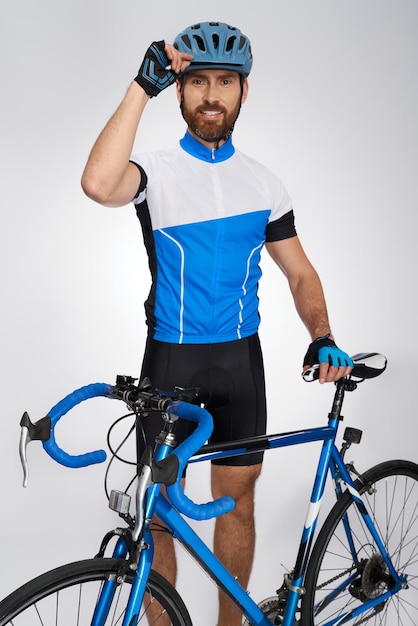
[81,21,352,626]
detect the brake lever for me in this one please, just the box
[19,412,51,487]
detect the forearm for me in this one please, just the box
[289,268,333,341]
[265,239,350,381]
[81,81,149,206]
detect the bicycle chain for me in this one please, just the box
[316,563,356,589]
[316,565,382,625]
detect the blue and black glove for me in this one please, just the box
[134,41,176,97]
[303,334,353,369]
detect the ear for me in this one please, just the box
[176,79,183,104]
[241,78,249,104]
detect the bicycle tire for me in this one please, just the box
[300,459,418,625]
[0,558,192,625]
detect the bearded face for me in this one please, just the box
[180,96,242,143]
[177,70,247,144]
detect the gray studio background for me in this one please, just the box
[1,1,417,624]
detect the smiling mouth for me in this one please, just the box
[199,109,223,119]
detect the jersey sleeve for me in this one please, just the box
[129,159,148,203]
[265,209,297,242]
[247,153,296,242]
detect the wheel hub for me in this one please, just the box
[349,554,394,602]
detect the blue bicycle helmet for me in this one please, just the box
[174,22,253,77]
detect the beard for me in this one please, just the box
[180,100,241,143]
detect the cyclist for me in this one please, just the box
[81,21,352,626]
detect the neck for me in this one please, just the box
[186,127,228,150]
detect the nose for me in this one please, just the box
[202,81,219,104]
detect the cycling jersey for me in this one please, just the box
[131,131,296,344]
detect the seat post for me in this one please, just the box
[329,380,346,421]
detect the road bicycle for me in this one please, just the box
[0,351,417,625]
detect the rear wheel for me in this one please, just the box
[301,460,418,625]
[0,558,192,625]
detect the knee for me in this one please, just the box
[211,463,262,506]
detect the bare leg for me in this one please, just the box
[145,484,181,625]
[151,523,177,585]
[211,463,262,626]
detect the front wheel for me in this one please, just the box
[0,558,192,625]
[301,459,418,625]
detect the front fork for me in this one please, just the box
[89,531,156,626]
[91,435,174,626]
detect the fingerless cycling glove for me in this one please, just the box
[303,334,353,368]
[134,41,176,97]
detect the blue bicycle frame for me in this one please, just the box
[20,354,400,626]
[96,413,401,626]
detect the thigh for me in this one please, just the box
[137,335,267,467]
[211,463,262,502]
[207,334,267,467]
[137,338,209,458]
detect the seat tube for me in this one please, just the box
[291,428,337,586]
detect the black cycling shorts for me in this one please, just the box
[137,334,267,467]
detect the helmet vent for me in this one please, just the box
[226,36,236,52]
[180,34,191,50]
[212,34,220,50]
[193,35,205,51]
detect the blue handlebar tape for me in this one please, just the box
[166,401,235,520]
[42,383,114,468]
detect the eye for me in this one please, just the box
[190,77,205,87]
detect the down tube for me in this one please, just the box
[155,496,272,626]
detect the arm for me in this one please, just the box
[265,237,352,383]
[81,83,147,207]
[81,43,192,207]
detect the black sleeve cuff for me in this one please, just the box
[265,210,297,242]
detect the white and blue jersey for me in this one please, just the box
[131,131,296,344]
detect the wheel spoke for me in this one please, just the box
[301,461,418,625]
[0,560,192,626]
